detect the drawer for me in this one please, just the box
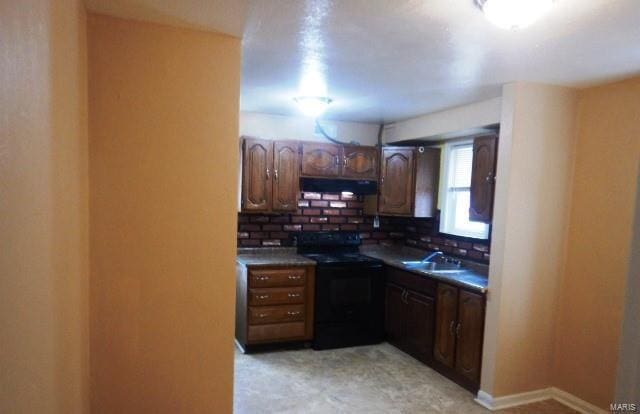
[249,287,305,306]
[249,268,306,288]
[248,322,306,342]
[387,266,437,296]
[249,305,305,325]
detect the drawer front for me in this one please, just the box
[249,305,305,325]
[249,287,305,306]
[387,266,437,297]
[248,322,306,342]
[249,268,306,288]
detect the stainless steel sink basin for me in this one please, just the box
[401,261,464,274]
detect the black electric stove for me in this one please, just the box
[295,232,385,350]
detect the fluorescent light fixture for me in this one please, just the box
[477,0,553,30]
[294,96,332,118]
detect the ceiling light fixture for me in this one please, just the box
[294,96,332,118]
[476,0,553,30]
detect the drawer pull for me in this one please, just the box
[257,276,270,281]
[288,293,301,298]
[287,311,301,316]
[257,294,270,299]
[288,275,302,280]
[259,313,268,318]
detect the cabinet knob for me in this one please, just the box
[455,322,461,338]
[449,320,455,336]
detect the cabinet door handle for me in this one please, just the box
[455,322,461,338]
[266,168,270,179]
[343,156,347,167]
[274,169,278,181]
[449,320,455,336]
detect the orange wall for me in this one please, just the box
[0,0,89,412]
[88,14,240,413]
[553,77,640,409]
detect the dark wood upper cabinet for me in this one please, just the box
[300,143,341,177]
[242,138,272,212]
[342,145,378,180]
[469,135,498,223]
[455,290,485,384]
[378,147,416,215]
[434,283,457,368]
[272,141,300,211]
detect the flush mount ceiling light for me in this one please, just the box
[294,96,332,118]
[476,0,553,30]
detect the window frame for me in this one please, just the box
[438,140,490,240]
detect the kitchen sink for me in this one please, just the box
[401,261,464,274]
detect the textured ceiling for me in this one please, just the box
[85,0,640,123]
[241,0,640,123]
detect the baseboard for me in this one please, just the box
[474,388,552,411]
[550,387,608,414]
[475,387,607,413]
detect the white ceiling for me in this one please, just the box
[242,0,640,123]
[86,0,640,124]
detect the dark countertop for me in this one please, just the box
[236,247,316,267]
[360,244,489,293]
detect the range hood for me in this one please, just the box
[301,177,377,195]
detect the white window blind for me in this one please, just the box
[439,141,490,239]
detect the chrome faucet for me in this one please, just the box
[422,251,444,263]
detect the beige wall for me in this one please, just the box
[481,83,578,396]
[553,77,640,409]
[240,111,380,145]
[382,97,502,143]
[0,0,89,412]
[88,14,240,413]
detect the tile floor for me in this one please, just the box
[234,342,577,414]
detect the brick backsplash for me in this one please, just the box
[237,192,491,263]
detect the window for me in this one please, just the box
[439,141,490,239]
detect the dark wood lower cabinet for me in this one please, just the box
[384,266,486,393]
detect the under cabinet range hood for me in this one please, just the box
[300,177,378,195]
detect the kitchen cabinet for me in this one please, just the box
[385,267,436,364]
[469,134,498,223]
[342,145,378,180]
[241,137,299,213]
[300,142,342,177]
[236,265,315,350]
[370,146,439,217]
[300,142,379,180]
[272,141,300,211]
[433,282,485,390]
[378,147,416,215]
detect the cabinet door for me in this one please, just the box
[379,147,415,215]
[455,290,484,383]
[469,135,498,223]
[385,284,405,348]
[342,145,378,180]
[272,141,300,211]
[434,283,458,368]
[300,143,341,177]
[405,290,435,363]
[242,138,272,212]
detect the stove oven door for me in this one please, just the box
[313,263,385,349]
